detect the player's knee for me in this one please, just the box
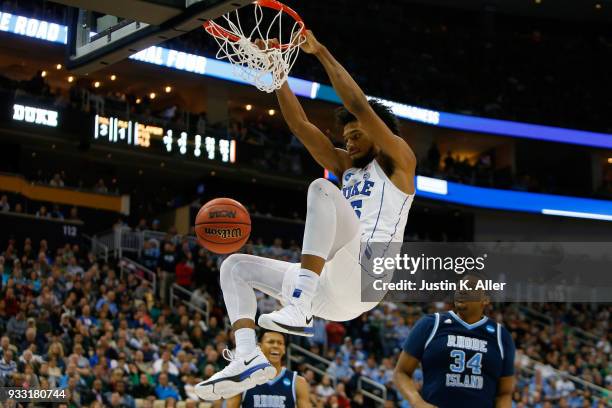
[307,178,333,200]
[219,253,249,288]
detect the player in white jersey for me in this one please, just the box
[195,30,416,401]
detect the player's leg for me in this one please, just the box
[195,253,291,400]
[259,178,360,335]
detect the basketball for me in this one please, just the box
[195,198,251,254]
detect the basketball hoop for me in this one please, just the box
[203,0,306,93]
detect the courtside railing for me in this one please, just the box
[94,226,152,258]
[170,283,210,326]
[287,343,386,406]
[518,354,609,404]
[519,305,599,346]
[83,234,109,262]
[118,256,157,295]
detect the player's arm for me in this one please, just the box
[302,31,416,170]
[295,375,312,408]
[226,393,242,408]
[495,376,514,408]
[393,352,437,408]
[275,82,351,176]
[495,326,516,408]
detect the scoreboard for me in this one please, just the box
[4,100,237,164]
[93,114,236,163]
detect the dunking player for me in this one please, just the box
[393,275,515,408]
[195,30,416,400]
[226,331,311,408]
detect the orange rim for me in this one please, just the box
[203,0,306,50]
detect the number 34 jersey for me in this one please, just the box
[402,311,516,408]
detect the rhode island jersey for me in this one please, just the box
[341,159,413,243]
[402,311,515,408]
[242,368,296,408]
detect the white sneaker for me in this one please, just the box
[194,347,276,400]
[258,303,314,337]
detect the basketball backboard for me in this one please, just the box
[54,0,252,74]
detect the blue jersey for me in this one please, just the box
[242,367,297,408]
[402,311,515,408]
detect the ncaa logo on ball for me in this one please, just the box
[209,210,236,218]
[204,227,242,239]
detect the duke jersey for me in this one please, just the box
[341,159,413,243]
[242,368,297,408]
[402,311,515,408]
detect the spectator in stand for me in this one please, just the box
[49,173,65,188]
[95,290,118,316]
[66,206,80,221]
[135,218,148,231]
[6,311,27,342]
[326,321,346,349]
[95,179,109,194]
[316,374,335,400]
[50,204,64,219]
[189,286,210,311]
[0,350,17,381]
[175,252,194,288]
[141,239,161,271]
[132,373,156,400]
[35,205,50,218]
[153,350,179,377]
[13,203,23,214]
[155,373,180,401]
[335,382,351,408]
[0,195,9,212]
[158,242,177,303]
[66,256,84,277]
[327,354,354,384]
[266,238,286,258]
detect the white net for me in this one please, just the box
[205,1,305,93]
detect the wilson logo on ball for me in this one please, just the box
[209,210,236,218]
[204,227,243,239]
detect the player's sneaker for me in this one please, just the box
[194,347,275,400]
[258,303,314,337]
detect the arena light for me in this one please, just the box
[41,70,47,77]
[67,76,74,83]
[319,167,612,221]
[268,109,276,116]
[110,74,117,81]
[149,92,156,99]
[56,63,62,70]
[165,86,172,93]
[415,179,612,222]
[608,158,612,164]
[416,176,448,195]
[541,209,612,221]
[245,104,252,111]
[93,81,101,88]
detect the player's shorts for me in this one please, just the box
[280,233,380,322]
